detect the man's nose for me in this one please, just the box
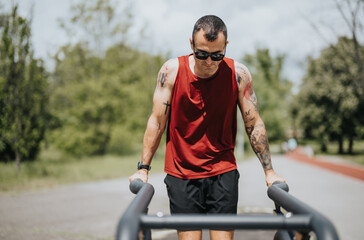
[206,56,213,64]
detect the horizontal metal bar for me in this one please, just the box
[140,214,312,231]
[116,180,340,240]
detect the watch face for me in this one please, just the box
[137,161,143,169]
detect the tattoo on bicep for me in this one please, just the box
[243,81,258,111]
[236,65,248,75]
[163,101,171,115]
[237,74,242,85]
[158,63,169,87]
[158,72,168,87]
[247,124,273,171]
[236,65,248,86]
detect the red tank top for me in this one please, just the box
[164,54,238,179]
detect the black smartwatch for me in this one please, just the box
[137,160,151,171]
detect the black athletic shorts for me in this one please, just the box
[164,169,240,214]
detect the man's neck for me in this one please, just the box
[188,55,218,79]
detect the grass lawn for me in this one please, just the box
[1,140,362,193]
[298,139,364,166]
[0,147,166,193]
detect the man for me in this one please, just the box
[129,15,285,240]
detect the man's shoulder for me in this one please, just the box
[233,60,252,87]
[162,58,179,75]
[158,58,179,88]
[233,60,249,72]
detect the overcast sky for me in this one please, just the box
[2,0,361,90]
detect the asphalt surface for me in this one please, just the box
[0,154,363,240]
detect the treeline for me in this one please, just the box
[292,0,364,154]
[243,49,292,141]
[0,6,49,169]
[291,36,364,154]
[50,43,164,156]
[0,3,165,167]
[1,1,363,167]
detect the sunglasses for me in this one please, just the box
[194,50,225,61]
[193,42,226,61]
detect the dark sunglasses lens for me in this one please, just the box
[211,54,224,61]
[195,52,209,60]
[194,51,224,61]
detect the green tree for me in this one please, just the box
[292,36,364,154]
[0,6,49,168]
[243,49,292,141]
[305,0,364,97]
[48,0,160,156]
[49,42,163,156]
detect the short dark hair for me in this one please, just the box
[192,15,227,42]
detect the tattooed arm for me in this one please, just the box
[235,61,285,186]
[129,58,178,183]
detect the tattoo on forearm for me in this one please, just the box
[163,101,171,115]
[244,109,256,124]
[247,124,273,171]
[245,125,254,135]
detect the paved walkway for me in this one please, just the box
[0,154,363,240]
[237,154,364,240]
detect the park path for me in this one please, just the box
[0,154,363,240]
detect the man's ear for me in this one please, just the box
[189,37,193,51]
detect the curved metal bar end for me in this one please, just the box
[129,178,145,194]
[271,181,289,192]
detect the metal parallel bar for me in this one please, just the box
[116,180,340,240]
[271,182,293,239]
[142,206,151,240]
[268,183,339,240]
[116,180,155,240]
[140,214,312,231]
[274,230,294,240]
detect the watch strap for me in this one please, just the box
[137,161,151,171]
